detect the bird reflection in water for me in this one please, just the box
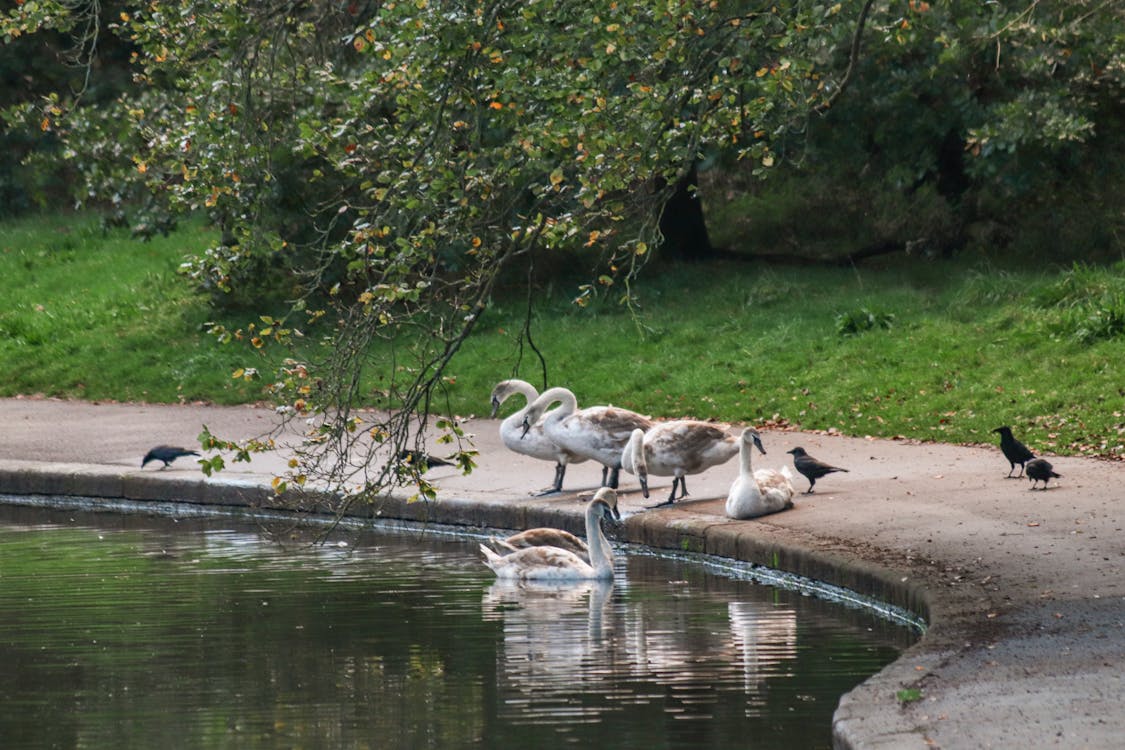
[482,578,616,723]
[480,568,805,725]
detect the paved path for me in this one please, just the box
[0,397,1122,749]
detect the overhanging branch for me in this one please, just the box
[813,0,876,115]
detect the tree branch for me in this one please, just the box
[813,0,876,115]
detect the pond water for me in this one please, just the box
[0,504,917,749]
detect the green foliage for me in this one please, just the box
[3,0,863,496]
[4,0,1124,497]
[834,307,895,337]
[1027,263,1125,344]
[1061,302,1125,345]
[896,688,923,705]
[713,0,1125,262]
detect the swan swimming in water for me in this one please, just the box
[521,387,652,490]
[725,428,796,519]
[480,488,620,580]
[621,421,740,506]
[490,379,588,494]
[488,527,592,564]
[487,487,621,568]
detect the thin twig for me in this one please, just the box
[814,0,876,115]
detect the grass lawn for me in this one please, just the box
[1,213,1122,459]
[449,259,1125,458]
[0,214,261,404]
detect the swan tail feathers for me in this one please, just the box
[488,536,518,554]
[480,543,504,570]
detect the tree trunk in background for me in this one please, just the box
[658,163,715,261]
[936,129,969,258]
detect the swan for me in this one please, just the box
[621,421,740,506]
[488,527,591,563]
[480,488,620,580]
[521,387,652,490]
[487,486,622,567]
[725,427,796,520]
[490,379,589,494]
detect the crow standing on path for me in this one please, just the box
[142,445,200,469]
[786,447,849,494]
[1026,458,1061,490]
[992,426,1035,478]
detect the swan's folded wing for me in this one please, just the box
[503,528,588,556]
[498,545,591,572]
[582,407,653,447]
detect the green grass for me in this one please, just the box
[0,214,266,404]
[448,259,1125,458]
[2,214,1123,459]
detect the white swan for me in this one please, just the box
[487,486,622,567]
[490,379,588,494]
[621,421,741,506]
[725,427,796,519]
[480,488,620,580]
[522,387,652,490]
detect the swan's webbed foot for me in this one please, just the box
[531,464,566,497]
[645,481,682,509]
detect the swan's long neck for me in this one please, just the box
[584,502,614,576]
[503,382,539,426]
[739,435,755,476]
[624,428,646,474]
[537,386,577,425]
[510,380,538,404]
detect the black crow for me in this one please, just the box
[1026,458,1061,490]
[142,445,200,469]
[786,447,849,494]
[397,449,453,472]
[992,426,1035,478]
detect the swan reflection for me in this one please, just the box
[482,566,803,723]
[728,600,799,695]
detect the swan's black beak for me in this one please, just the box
[520,415,532,439]
[489,397,501,418]
[638,472,649,499]
[752,434,767,455]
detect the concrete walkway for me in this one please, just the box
[0,397,1121,749]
